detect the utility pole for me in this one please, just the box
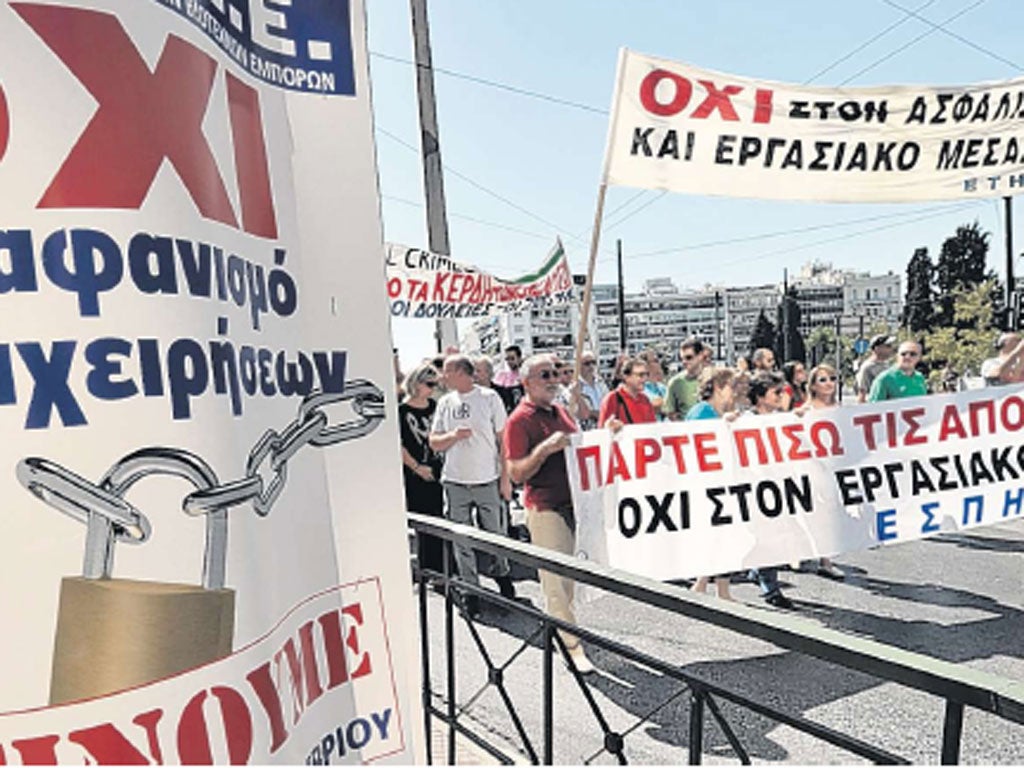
[617,239,627,353]
[1005,196,1015,330]
[714,290,722,363]
[781,269,790,363]
[835,315,843,403]
[410,0,457,353]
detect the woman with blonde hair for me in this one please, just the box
[399,363,446,576]
[795,363,844,579]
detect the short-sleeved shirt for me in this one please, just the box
[979,355,1024,386]
[504,399,578,512]
[856,358,889,396]
[663,372,700,418]
[598,386,657,426]
[868,366,928,401]
[685,401,719,421]
[431,385,507,484]
[578,377,609,430]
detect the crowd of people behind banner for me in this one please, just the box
[394,330,1024,674]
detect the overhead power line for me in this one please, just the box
[370,51,608,115]
[600,201,986,267]
[838,0,988,85]
[880,0,1021,72]
[803,0,939,84]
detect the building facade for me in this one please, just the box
[462,262,902,377]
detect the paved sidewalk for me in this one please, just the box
[427,709,527,765]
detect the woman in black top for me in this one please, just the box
[399,363,445,574]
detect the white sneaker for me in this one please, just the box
[567,646,595,675]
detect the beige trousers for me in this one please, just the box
[526,508,579,650]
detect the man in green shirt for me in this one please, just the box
[868,340,928,401]
[663,337,706,420]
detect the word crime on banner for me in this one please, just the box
[567,387,1024,581]
[384,239,574,319]
[603,48,1024,202]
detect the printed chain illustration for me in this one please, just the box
[17,380,386,589]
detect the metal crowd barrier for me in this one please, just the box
[408,513,1024,765]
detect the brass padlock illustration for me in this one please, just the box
[19,448,235,706]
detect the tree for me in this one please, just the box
[749,310,776,357]
[934,221,990,327]
[806,326,855,385]
[903,246,935,333]
[774,286,806,363]
[920,278,1001,386]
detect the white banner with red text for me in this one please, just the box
[568,388,1024,581]
[385,239,574,320]
[604,48,1024,202]
[0,0,419,763]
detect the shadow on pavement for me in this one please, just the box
[564,571,1024,763]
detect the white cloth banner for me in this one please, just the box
[0,0,419,763]
[385,240,574,320]
[568,388,1024,580]
[604,48,1024,202]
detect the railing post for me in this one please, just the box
[689,688,705,765]
[445,539,456,766]
[941,700,964,765]
[417,532,433,766]
[543,624,554,765]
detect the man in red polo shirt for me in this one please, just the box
[598,357,657,428]
[504,353,594,674]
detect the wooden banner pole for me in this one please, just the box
[573,183,609,382]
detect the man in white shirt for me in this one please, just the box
[576,350,607,430]
[981,332,1024,386]
[430,354,514,615]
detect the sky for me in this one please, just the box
[364,0,1024,371]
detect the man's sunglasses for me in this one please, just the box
[534,369,557,380]
[423,381,438,388]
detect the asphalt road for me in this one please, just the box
[422,518,1024,765]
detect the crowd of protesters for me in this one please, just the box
[395,330,1023,673]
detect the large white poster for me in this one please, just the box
[604,48,1024,202]
[0,0,419,763]
[569,388,1024,581]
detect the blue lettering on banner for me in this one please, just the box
[153,0,356,96]
[0,228,299,331]
[0,331,347,428]
[876,508,897,542]
[1003,487,1024,517]
[305,708,392,764]
[920,501,940,534]
[962,495,984,525]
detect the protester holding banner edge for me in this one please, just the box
[981,332,1024,386]
[793,363,845,581]
[742,371,796,611]
[686,366,739,602]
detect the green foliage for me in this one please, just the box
[806,326,856,384]
[920,279,1002,384]
[934,221,990,327]
[749,310,776,357]
[774,287,806,363]
[903,247,934,333]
